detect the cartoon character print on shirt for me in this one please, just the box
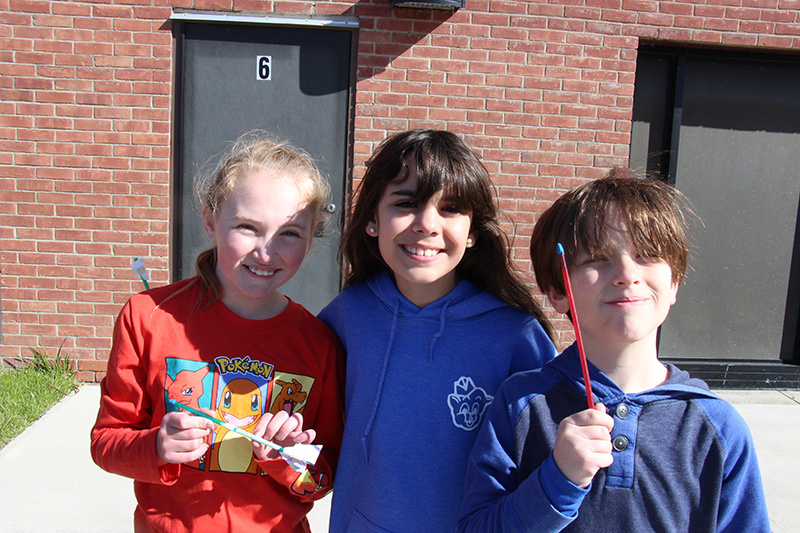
[163,359,215,470]
[268,372,314,416]
[165,364,211,410]
[163,358,320,480]
[208,356,274,474]
[291,465,327,496]
[447,376,493,431]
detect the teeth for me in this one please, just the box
[405,246,439,257]
[248,265,275,277]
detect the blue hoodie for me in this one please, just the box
[458,344,770,532]
[318,270,556,533]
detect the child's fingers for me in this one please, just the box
[162,411,214,437]
[292,428,316,445]
[592,403,615,430]
[569,405,614,432]
[270,412,303,442]
[553,410,615,487]
[157,413,212,464]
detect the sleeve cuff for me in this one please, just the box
[539,453,589,517]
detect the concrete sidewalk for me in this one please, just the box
[0,385,798,532]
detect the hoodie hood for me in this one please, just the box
[366,269,507,323]
[551,343,716,409]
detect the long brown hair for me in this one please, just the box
[343,129,553,339]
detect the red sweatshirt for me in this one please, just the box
[91,278,344,532]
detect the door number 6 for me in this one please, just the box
[257,56,272,81]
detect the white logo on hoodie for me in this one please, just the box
[447,376,493,431]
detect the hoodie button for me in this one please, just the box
[612,435,629,452]
[615,403,630,419]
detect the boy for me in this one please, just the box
[458,174,769,532]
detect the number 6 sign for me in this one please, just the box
[256,56,272,81]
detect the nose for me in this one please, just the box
[253,236,275,262]
[612,254,641,286]
[412,204,441,236]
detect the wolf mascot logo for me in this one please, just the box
[447,376,493,431]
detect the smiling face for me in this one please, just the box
[367,159,474,308]
[203,169,314,319]
[547,209,678,356]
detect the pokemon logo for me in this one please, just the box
[447,376,493,431]
[215,356,274,379]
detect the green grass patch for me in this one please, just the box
[0,346,80,451]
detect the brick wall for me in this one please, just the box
[2,0,799,381]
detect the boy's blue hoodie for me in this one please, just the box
[458,344,770,532]
[318,270,556,533]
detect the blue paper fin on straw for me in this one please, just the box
[131,258,150,290]
[557,243,565,255]
[131,258,148,280]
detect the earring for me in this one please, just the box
[368,226,376,235]
[466,237,473,247]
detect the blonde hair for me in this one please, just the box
[193,132,329,306]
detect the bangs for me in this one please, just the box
[574,204,677,260]
[565,181,689,282]
[396,144,485,214]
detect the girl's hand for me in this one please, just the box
[156,410,214,465]
[251,411,316,461]
[552,404,614,488]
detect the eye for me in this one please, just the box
[236,223,257,232]
[441,204,463,215]
[576,253,604,266]
[280,229,303,238]
[250,393,259,411]
[394,199,416,209]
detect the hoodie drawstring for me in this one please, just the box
[429,300,449,361]
[361,302,400,464]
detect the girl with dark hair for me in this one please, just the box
[319,129,556,532]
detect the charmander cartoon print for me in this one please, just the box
[165,364,211,410]
[207,356,274,474]
[447,377,493,431]
[163,359,215,470]
[269,372,314,415]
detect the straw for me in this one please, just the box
[556,243,595,409]
[167,398,322,472]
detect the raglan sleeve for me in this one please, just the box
[713,403,771,532]
[458,379,581,533]
[90,298,180,485]
[256,328,345,503]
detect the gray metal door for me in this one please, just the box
[631,48,800,364]
[175,20,355,313]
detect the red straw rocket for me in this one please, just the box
[557,243,595,409]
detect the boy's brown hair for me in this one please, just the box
[530,170,695,297]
